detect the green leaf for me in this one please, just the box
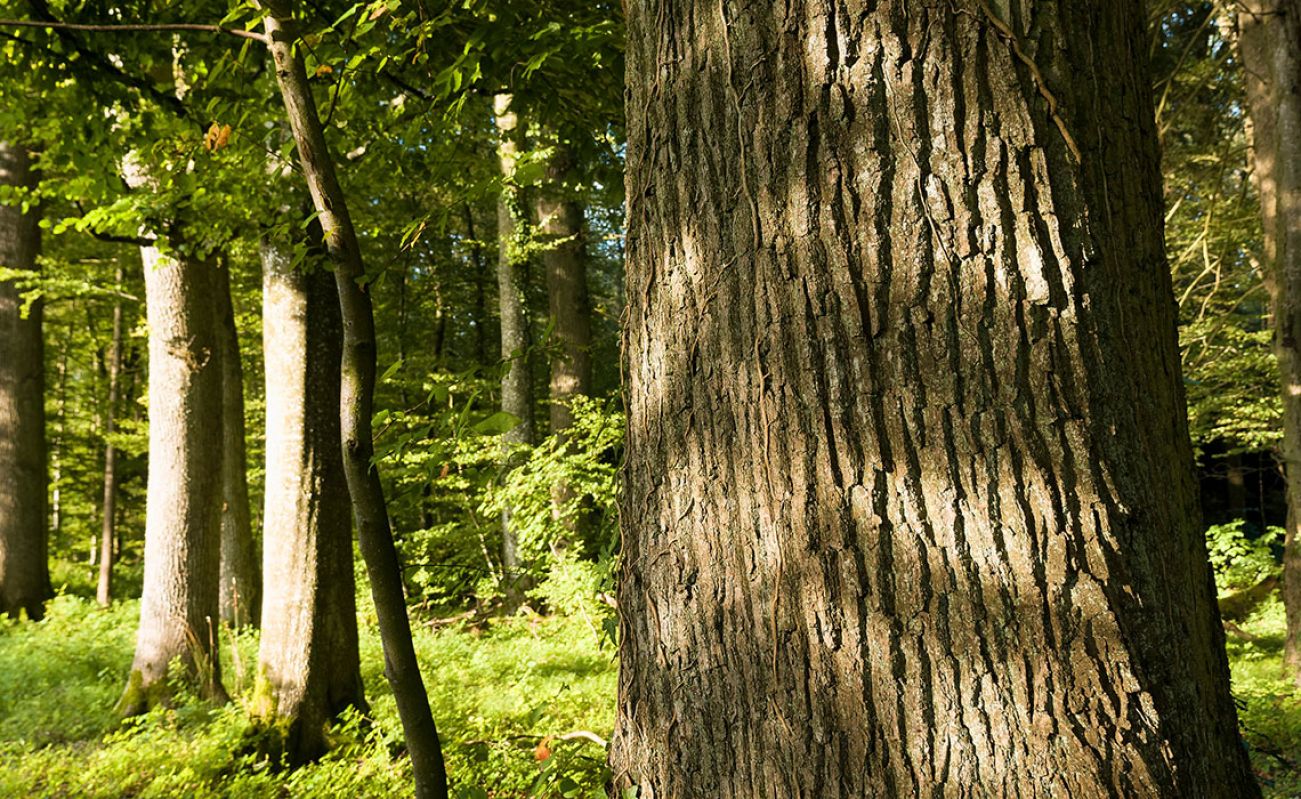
[380,358,404,383]
[513,159,546,187]
[472,411,519,435]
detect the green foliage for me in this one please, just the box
[1154,4,1280,464]
[480,396,623,565]
[1222,596,1301,797]
[0,595,615,797]
[1205,519,1281,594]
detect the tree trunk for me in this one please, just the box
[120,241,226,713]
[494,94,533,605]
[536,141,592,435]
[215,262,259,628]
[254,234,365,764]
[1226,452,1249,520]
[97,267,125,608]
[462,203,490,366]
[261,7,449,797]
[0,141,50,621]
[1239,0,1301,685]
[536,140,592,543]
[610,3,1257,797]
[50,318,68,545]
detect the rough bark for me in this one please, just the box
[611,2,1257,797]
[254,235,365,764]
[215,262,259,628]
[121,242,226,713]
[261,7,448,797]
[0,141,50,621]
[536,141,592,435]
[97,267,124,607]
[494,94,533,604]
[1239,0,1301,684]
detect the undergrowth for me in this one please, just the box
[0,595,615,798]
[3,588,1299,796]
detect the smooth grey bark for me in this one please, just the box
[215,263,259,628]
[50,318,68,544]
[536,141,592,436]
[0,141,50,621]
[255,235,365,763]
[1239,0,1301,685]
[611,2,1257,796]
[494,94,532,605]
[97,267,125,607]
[121,241,226,712]
[260,6,448,797]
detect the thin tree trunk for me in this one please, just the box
[120,240,227,713]
[215,261,259,628]
[536,141,592,436]
[97,266,125,607]
[116,343,142,562]
[50,316,70,544]
[0,141,50,621]
[1226,451,1249,520]
[494,94,533,606]
[462,203,489,366]
[254,233,365,764]
[260,7,448,797]
[1239,0,1301,686]
[611,3,1256,796]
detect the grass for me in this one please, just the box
[0,595,616,798]
[1228,596,1301,796]
[2,590,1299,796]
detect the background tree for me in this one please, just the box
[97,266,125,607]
[493,92,533,609]
[216,260,258,627]
[1239,0,1301,684]
[120,237,226,712]
[254,221,364,763]
[0,140,51,620]
[260,1,449,793]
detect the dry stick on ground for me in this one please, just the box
[258,3,448,798]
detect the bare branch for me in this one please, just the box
[0,19,267,44]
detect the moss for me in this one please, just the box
[113,668,168,718]
[247,669,278,720]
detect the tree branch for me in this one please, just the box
[0,18,267,44]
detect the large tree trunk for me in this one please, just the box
[120,241,227,713]
[610,3,1257,797]
[1239,0,1301,685]
[261,7,448,797]
[0,141,50,621]
[254,234,365,764]
[97,267,125,607]
[494,94,533,605]
[215,262,259,628]
[536,141,592,435]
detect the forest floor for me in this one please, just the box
[0,592,615,798]
[0,591,1298,797]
